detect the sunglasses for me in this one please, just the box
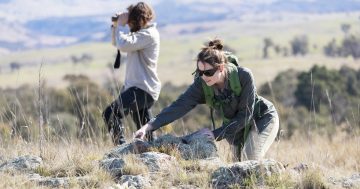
[196,67,218,77]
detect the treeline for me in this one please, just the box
[262,23,360,59]
[260,65,360,138]
[0,66,359,143]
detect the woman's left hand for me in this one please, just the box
[117,12,129,26]
[134,123,153,140]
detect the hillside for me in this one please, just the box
[1,0,360,52]
[0,12,359,88]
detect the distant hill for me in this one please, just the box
[1,0,360,53]
[260,0,360,13]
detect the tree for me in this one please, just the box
[259,69,298,107]
[341,34,360,59]
[290,35,309,56]
[341,23,351,36]
[295,65,345,112]
[262,37,273,59]
[9,62,21,72]
[323,39,339,57]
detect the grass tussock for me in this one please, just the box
[295,169,328,189]
[265,173,294,188]
[152,158,212,188]
[149,144,182,160]
[121,154,149,176]
[34,157,94,177]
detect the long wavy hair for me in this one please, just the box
[127,2,155,33]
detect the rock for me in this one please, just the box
[119,175,150,189]
[101,134,219,184]
[100,152,176,178]
[153,134,218,160]
[105,139,151,158]
[36,177,70,188]
[328,173,360,188]
[27,173,42,180]
[0,155,42,173]
[211,159,285,189]
[99,158,125,178]
[198,157,226,171]
[181,136,218,160]
[170,185,200,189]
[153,134,184,146]
[138,152,176,172]
[29,175,93,188]
[28,174,69,188]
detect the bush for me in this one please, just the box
[290,35,309,56]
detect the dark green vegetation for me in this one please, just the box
[263,24,360,59]
[260,65,360,138]
[1,65,359,143]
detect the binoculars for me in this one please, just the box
[111,15,119,22]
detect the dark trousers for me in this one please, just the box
[103,87,155,145]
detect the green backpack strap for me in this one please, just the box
[227,63,241,96]
[202,80,215,108]
[201,63,241,107]
[225,51,239,66]
[226,64,251,144]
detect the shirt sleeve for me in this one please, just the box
[150,78,206,131]
[115,25,153,52]
[212,68,256,141]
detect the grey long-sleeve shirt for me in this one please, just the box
[150,66,276,141]
[115,23,161,100]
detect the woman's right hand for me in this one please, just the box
[134,123,153,140]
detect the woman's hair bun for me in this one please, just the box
[208,39,223,50]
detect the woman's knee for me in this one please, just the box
[241,144,262,161]
[102,105,113,122]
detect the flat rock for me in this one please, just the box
[211,159,285,189]
[0,155,42,173]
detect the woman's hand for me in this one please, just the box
[134,123,153,140]
[195,128,215,140]
[182,128,215,143]
[117,12,129,26]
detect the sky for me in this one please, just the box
[0,0,285,22]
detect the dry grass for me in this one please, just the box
[0,173,39,189]
[150,158,213,188]
[267,130,360,177]
[0,129,359,188]
[0,139,115,188]
[121,154,149,176]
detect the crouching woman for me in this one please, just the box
[135,39,279,161]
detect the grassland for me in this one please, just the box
[0,12,359,89]
[0,129,358,188]
[0,11,359,188]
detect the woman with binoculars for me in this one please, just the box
[103,2,160,145]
